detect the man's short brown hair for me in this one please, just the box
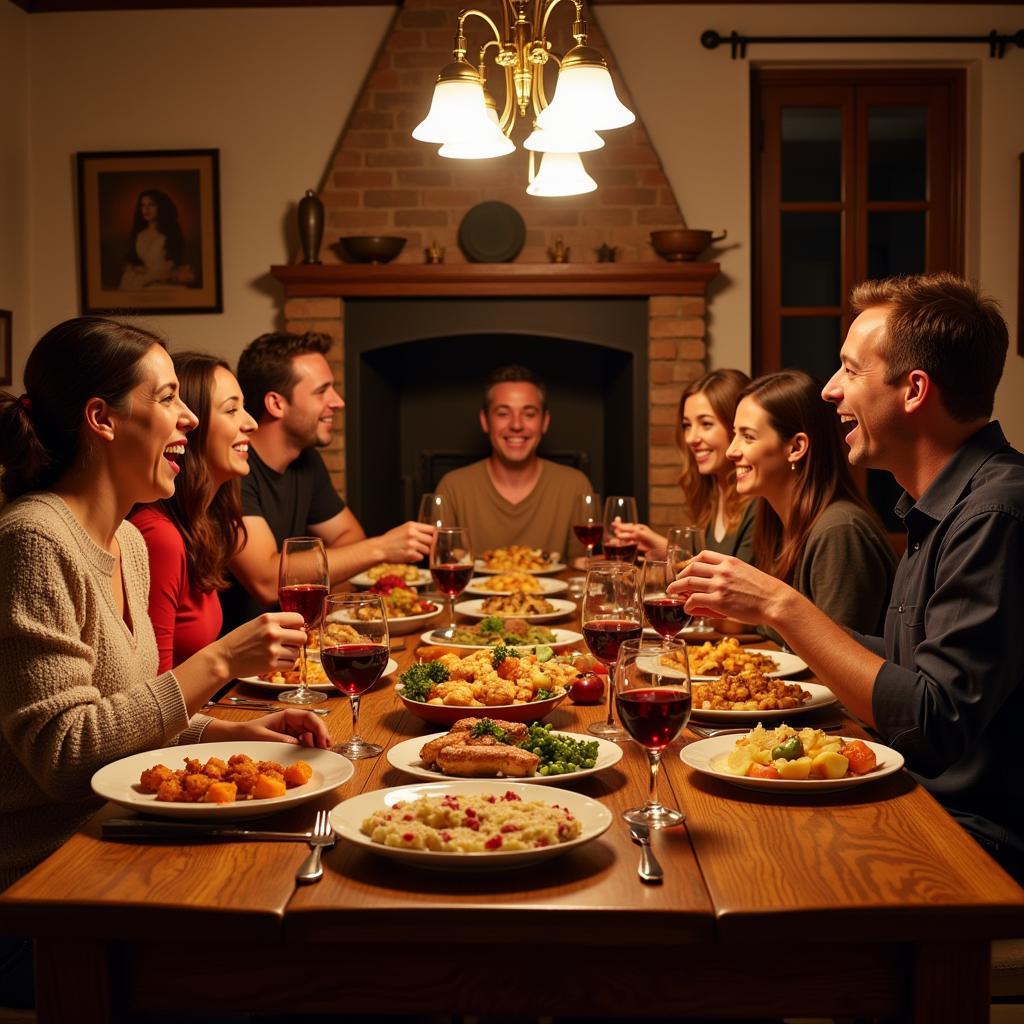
[237,331,333,422]
[849,272,1008,422]
[482,364,547,412]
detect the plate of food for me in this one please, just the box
[386,719,622,784]
[238,649,398,693]
[689,678,837,721]
[395,647,577,725]
[680,724,903,793]
[420,625,582,651]
[465,573,569,597]
[454,596,576,623]
[660,639,808,681]
[91,741,354,819]
[475,546,566,575]
[329,778,612,870]
[350,563,433,589]
[329,587,443,636]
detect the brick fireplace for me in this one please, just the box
[271,0,720,535]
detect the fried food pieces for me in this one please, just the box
[693,670,811,712]
[480,546,554,571]
[479,593,557,616]
[662,637,779,677]
[480,572,543,594]
[425,649,575,707]
[138,753,313,804]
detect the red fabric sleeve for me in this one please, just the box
[130,509,187,674]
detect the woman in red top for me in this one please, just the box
[132,352,256,670]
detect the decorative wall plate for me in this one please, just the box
[458,201,526,263]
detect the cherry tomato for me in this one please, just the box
[569,671,605,705]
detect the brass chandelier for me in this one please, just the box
[412,0,634,197]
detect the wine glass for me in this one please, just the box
[277,536,329,706]
[582,561,642,738]
[602,495,639,563]
[417,493,451,529]
[666,526,713,634]
[321,594,388,759]
[614,636,691,828]
[640,556,689,643]
[571,492,602,571]
[430,526,473,640]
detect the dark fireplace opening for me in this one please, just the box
[343,297,649,536]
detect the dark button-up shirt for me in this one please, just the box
[859,422,1024,857]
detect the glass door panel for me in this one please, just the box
[868,106,928,200]
[781,213,842,307]
[782,107,842,201]
[867,211,927,278]
[781,317,842,384]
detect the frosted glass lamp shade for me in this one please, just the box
[523,123,604,154]
[536,46,635,132]
[412,66,488,144]
[526,151,598,197]
[439,105,515,159]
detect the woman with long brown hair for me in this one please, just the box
[728,369,895,633]
[614,369,757,561]
[131,352,256,669]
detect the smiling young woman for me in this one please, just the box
[130,352,259,670]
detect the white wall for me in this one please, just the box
[598,3,1024,446]
[0,1,29,388]
[22,4,394,389]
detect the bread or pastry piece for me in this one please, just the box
[435,742,539,778]
[449,717,529,742]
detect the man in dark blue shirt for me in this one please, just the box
[673,272,1024,880]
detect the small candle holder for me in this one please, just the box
[425,240,445,264]
[548,236,570,263]
[596,243,618,263]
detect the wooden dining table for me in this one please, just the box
[2,599,1023,1024]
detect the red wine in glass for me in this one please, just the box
[279,583,328,626]
[573,523,603,549]
[431,563,473,597]
[321,643,389,696]
[583,618,643,664]
[603,540,638,563]
[616,687,692,750]
[643,596,689,639]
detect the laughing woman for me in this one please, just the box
[131,352,257,670]
[0,320,330,903]
[727,370,896,634]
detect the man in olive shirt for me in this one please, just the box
[436,365,594,560]
[672,273,1024,881]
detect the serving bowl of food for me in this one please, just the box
[333,235,406,264]
[649,228,727,262]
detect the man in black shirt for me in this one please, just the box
[672,272,1024,880]
[221,331,434,630]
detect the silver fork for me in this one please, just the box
[295,809,335,885]
[688,723,843,739]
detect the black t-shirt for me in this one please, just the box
[219,446,345,632]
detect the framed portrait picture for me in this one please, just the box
[0,310,10,387]
[76,149,222,315]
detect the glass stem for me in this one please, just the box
[604,665,615,727]
[349,694,362,743]
[447,594,454,629]
[646,748,663,809]
[298,640,308,699]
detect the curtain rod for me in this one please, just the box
[700,28,1024,60]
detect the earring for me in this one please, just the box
[790,461,797,472]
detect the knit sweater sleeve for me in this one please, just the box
[0,525,191,802]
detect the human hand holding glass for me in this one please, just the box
[321,594,388,759]
[582,561,642,738]
[602,495,639,563]
[614,636,691,828]
[572,492,602,570]
[430,526,473,639]
[277,536,329,706]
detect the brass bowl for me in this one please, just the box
[333,236,406,264]
[650,229,727,262]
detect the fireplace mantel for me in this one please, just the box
[270,261,719,298]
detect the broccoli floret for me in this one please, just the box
[469,718,510,743]
[477,615,506,635]
[491,644,521,667]
[398,660,449,702]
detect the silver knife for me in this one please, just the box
[628,822,664,883]
[102,818,313,842]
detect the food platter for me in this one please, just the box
[329,779,612,870]
[675,647,809,682]
[395,684,568,726]
[91,742,354,820]
[419,628,583,651]
[454,597,577,623]
[690,681,838,722]
[238,656,398,693]
[474,560,567,576]
[333,601,443,636]
[350,567,432,589]
[464,576,569,597]
[386,732,623,785]
[680,735,903,793]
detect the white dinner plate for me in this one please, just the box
[672,647,809,682]
[329,779,612,870]
[454,597,577,623]
[474,559,567,576]
[385,731,623,784]
[690,681,838,722]
[91,741,354,819]
[350,567,433,589]
[680,735,904,793]
[464,576,569,597]
[329,601,443,636]
[419,628,583,651]
[238,657,398,693]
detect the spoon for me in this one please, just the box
[628,822,663,883]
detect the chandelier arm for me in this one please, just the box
[539,0,583,46]
[498,64,517,133]
[458,8,504,47]
[531,49,561,116]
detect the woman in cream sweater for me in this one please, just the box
[0,317,330,1006]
